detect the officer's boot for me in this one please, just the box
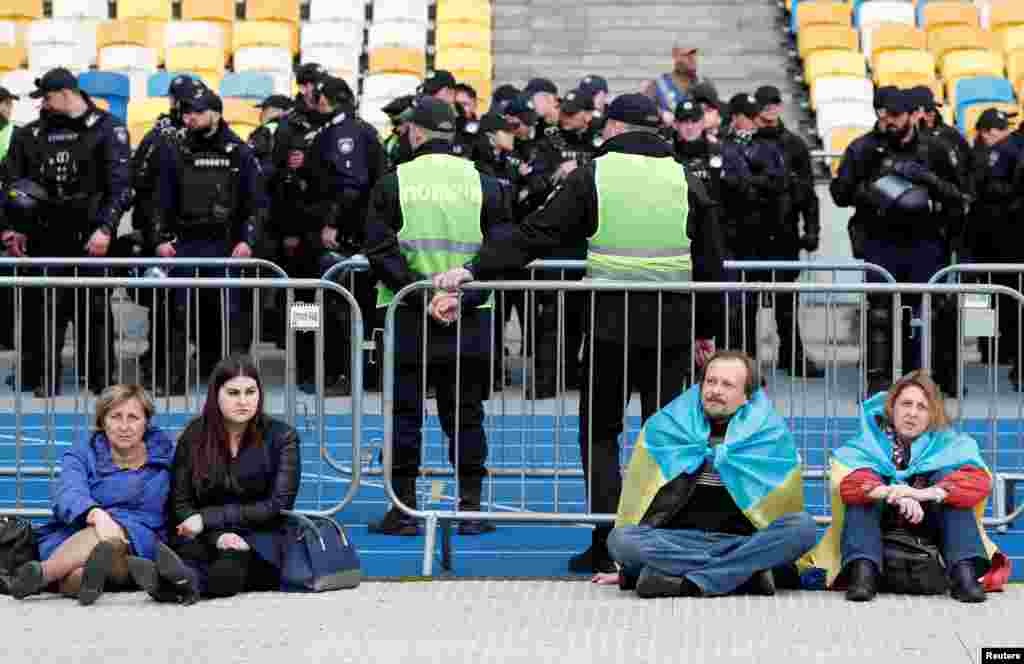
[457,474,496,535]
[930,295,963,397]
[367,477,421,536]
[777,304,824,378]
[161,328,190,397]
[528,294,558,400]
[866,298,893,398]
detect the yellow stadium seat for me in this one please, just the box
[829,126,870,176]
[222,97,260,139]
[798,25,858,60]
[942,49,1005,91]
[181,0,235,22]
[0,1,44,20]
[922,1,978,30]
[436,0,492,28]
[962,101,1021,143]
[118,0,172,21]
[246,0,300,24]
[803,49,866,86]
[435,23,491,52]
[990,1,1024,40]
[232,20,297,54]
[1006,51,1024,87]
[1017,78,1024,101]
[98,19,166,64]
[928,25,995,72]
[434,46,492,74]
[0,45,27,71]
[367,47,426,76]
[796,2,851,31]
[873,49,936,84]
[166,46,225,73]
[870,24,927,69]
[127,97,170,147]
[1000,25,1024,54]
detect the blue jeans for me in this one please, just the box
[608,513,818,596]
[840,502,989,575]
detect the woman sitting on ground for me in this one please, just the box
[127,354,300,603]
[802,370,1010,602]
[10,385,174,605]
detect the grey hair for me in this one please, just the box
[94,384,156,431]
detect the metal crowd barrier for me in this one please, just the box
[0,276,363,520]
[381,279,1024,575]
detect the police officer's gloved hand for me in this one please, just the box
[888,160,929,183]
[800,234,819,252]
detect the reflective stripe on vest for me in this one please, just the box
[0,123,12,163]
[588,152,690,282]
[378,153,490,308]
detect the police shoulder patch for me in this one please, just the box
[990,150,1000,167]
[949,149,958,167]
[338,137,355,154]
[709,155,723,168]
[113,126,129,144]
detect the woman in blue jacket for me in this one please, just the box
[9,384,174,605]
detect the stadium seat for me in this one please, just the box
[98,19,166,65]
[1009,51,1024,87]
[165,21,230,62]
[372,0,429,27]
[0,22,17,47]
[79,70,130,121]
[221,97,260,140]
[796,2,852,33]
[219,71,274,99]
[362,72,419,102]
[166,46,224,75]
[921,1,979,32]
[126,96,168,147]
[810,75,874,110]
[369,20,427,51]
[233,20,296,54]
[990,1,1024,40]
[52,0,108,19]
[0,68,39,124]
[869,24,927,69]
[300,46,361,85]
[798,24,858,61]
[856,1,915,33]
[434,46,492,74]
[829,125,871,175]
[0,1,44,20]
[233,46,293,94]
[309,0,365,25]
[803,49,866,86]
[960,100,1020,139]
[928,24,996,71]
[816,101,876,143]
[27,20,94,72]
[435,23,491,53]
[873,49,936,84]
[246,0,300,24]
[0,46,26,72]
[1000,25,1024,54]
[436,0,492,28]
[943,50,1005,99]
[301,21,363,54]
[118,0,172,21]
[953,75,1015,119]
[367,47,426,77]
[179,0,235,58]
[147,70,184,97]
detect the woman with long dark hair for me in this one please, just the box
[126,354,301,603]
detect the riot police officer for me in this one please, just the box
[752,85,823,377]
[830,89,966,395]
[149,88,267,392]
[363,97,513,536]
[302,75,386,395]
[248,94,293,177]
[3,68,131,396]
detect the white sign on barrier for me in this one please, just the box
[289,302,321,332]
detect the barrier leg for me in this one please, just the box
[440,520,453,572]
[422,512,438,576]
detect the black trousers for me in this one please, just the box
[176,536,280,598]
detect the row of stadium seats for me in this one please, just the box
[792,0,1024,35]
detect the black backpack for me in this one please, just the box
[0,516,39,595]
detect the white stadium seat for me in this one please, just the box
[27,19,94,71]
[0,22,17,46]
[361,72,419,102]
[812,76,875,108]
[816,101,877,146]
[301,46,360,85]
[368,20,427,51]
[98,45,157,98]
[233,46,293,94]
[51,0,109,19]
[165,20,226,51]
[301,21,363,52]
[309,0,365,26]
[858,1,916,60]
[371,0,429,27]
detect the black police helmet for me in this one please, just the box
[5,178,49,213]
[870,175,931,214]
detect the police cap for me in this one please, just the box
[873,85,898,111]
[381,94,415,117]
[690,82,720,109]
[754,85,783,107]
[295,63,327,85]
[560,88,596,114]
[168,75,204,102]
[976,107,1017,131]
[254,94,293,111]
[908,85,939,112]
[420,70,457,96]
[727,93,761,118]
[524,77,558,97]
[503,95,538,124]
[579,75,609,95]
[491,84,521,111]
[881,88,915,115]
[181,88,223,114]
[407,96,457,132]
[478,111,513,133]
[0,86,19,102]
[317,76,354,105]
[606,93,660,127]
[29,68,78,99]
[674,100,703,122]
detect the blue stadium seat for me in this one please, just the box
[146,70,190,97]
[219,71,274,100]
[78,70,130,121]
[954,76,1016,121]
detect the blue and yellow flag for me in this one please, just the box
[799,393,1009,590]
[616,385,805,529]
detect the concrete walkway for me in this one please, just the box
[3,581,1018,663]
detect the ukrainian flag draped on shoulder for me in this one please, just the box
[589,152,691,282]
[378,153,489,307]
[798,392,1010,590]
[616,385,805,529]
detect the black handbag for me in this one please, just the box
[279,513,362,593]
[0,516,39,595]
[882,531,948,595]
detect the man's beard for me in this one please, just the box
[674,63,697,79]
[884,123,911,147]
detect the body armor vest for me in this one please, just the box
[178,141,238,227]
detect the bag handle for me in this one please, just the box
[281,511,350,552]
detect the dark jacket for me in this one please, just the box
[469,131,727,346]
[757,123,820,242]
[967,137,1021,260]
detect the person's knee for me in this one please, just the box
[607,526,643,565]
[775,512,819,554]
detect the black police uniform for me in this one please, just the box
[4,88,132,394]
[830,103,965,394]
[380,95,415,171]
[363,132,514,535]
[150,105,267,387]
[465,120,727,572]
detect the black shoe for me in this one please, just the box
[457,520,496,535]
[736,569,776,596]
[155,542,199,605]
[9,561,46,599]
[782,359,825,378]
[78,540,116,606]
[844,559,878,602]
[367,507,421,536]
[127,556,182,603]
[636,567,702,599]
[568,544,616,574]
[949,560,986,603]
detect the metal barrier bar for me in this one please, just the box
[382,279,1024,575]
[0,276,362,519]
[0,257,289,278]
[724,260,898,284]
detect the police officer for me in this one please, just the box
[505,95,560,216]
[364,97,513,536]
[149,88,267,391]
[302,75,386,395]
[524,78,560,136]
[248,94,293,177]
[0,85,20,351]
[673,100,721,201]
[490,84,520,113]
[578,75,609,140]
[435,93,726,573]
[968,108,1022,384]
[830,89,966,395]
[2,68,131,396]
[752,85,823,377]
[691,82,723,142]
[380,94,415,170]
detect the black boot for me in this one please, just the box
[844,559,878,602]
[735,569,776,596]
[568,527,616,573]
[457,475,496,535]
[865,300,892,398]
[636,566,702,599]
[949,560,986,603]
[154,542,200,605]
[8,561,47,599]
[368,477,421,536]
